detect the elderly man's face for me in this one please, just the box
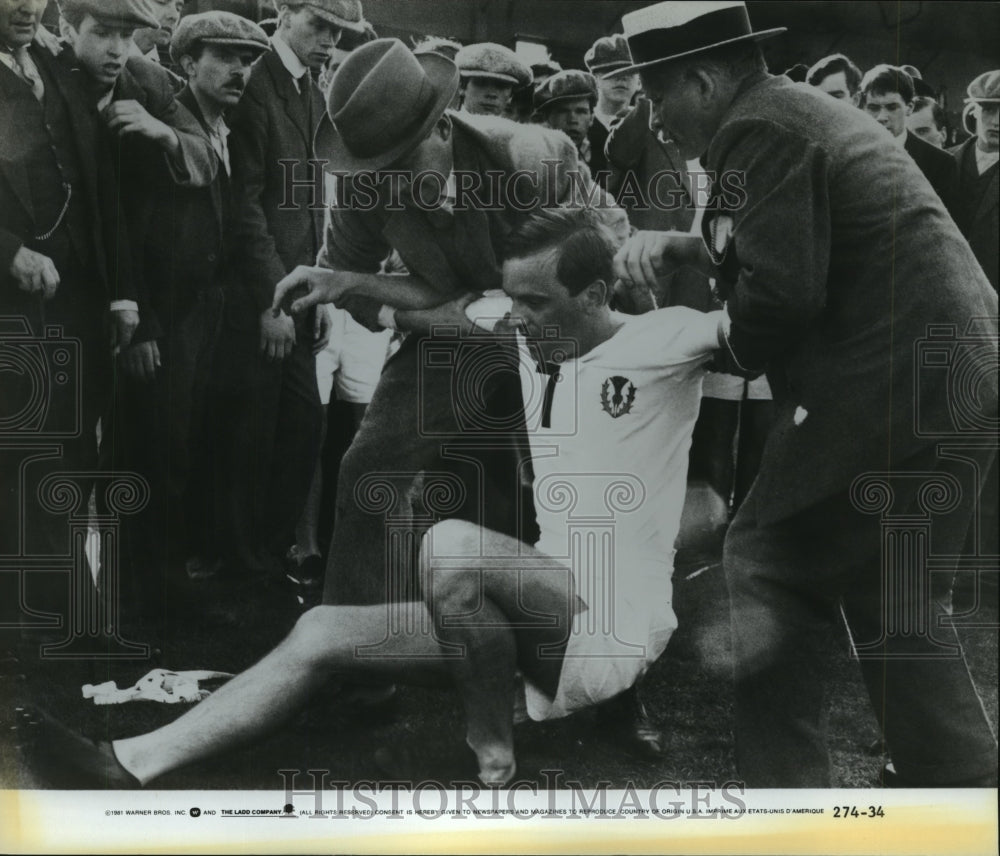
[280,5,342,71]
[0,0,47,48]
[907,103,946,148]
[544,97,594,148]
[462,77,514,116]
[641,64,718,159]
[136,0,182,49]
[975,102,999,152]
[64,13,135,88]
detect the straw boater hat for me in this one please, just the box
[609,0,785,76]
[314,38,459,173]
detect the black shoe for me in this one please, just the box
[594,683,667,760]
[16,705,140,789]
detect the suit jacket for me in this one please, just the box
[322,111,589,329]
[227,48,326,328]
[705,75,998,525]
[904,129,959,215]
[0,45,134,319]
[130,87,233,343]
[587,117,610,187]
[950,137,999,290]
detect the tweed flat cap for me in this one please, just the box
[170,11,269,63]
[412,35,463,62]
[59,0,160,29]
[533,68,597,112]
[300,0,368,34]
[584,34,633,78]
[456,42,532,87]
[966,70,1000,103]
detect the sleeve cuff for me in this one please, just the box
[110,300,139,312]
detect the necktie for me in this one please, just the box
[299,71,314,126]
[13,45,44,101]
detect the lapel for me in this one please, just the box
[32,45,101,216]
[0,62,35,221]
[264,49,312,150]
[178,86,224,231]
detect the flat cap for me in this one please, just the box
[584,34,632,78]
[966,70,1000,103]
[533,68,597,112]
[170,11,269,63]
[58,0,160,30]
[456,42,532,88]
[300,0,368,34]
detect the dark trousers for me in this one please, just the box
[322,333,528,606]
[210,317,323,577]
[0,294,108,628]
[110,288,224,612]
[724,444,998,787]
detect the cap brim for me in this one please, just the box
[534,92,597,113]
[315,52,460,174]
[965,96,1000,103]
[589,63,635,79]
[309,6,369,33]
[459,69,521,85]
[605,28,787,78]
[200,37,270,54]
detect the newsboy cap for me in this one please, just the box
[59,0,160,30]
[533,69,597,113]
[297,0,368,34]
[456,42,532,88]
[170,11,270,63]
[584,34,633,78]
[966,70,1000,104]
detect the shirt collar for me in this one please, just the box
[271,33,308,81]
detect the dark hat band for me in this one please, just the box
[627,5,753,66]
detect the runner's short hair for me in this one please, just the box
[505,206,618,296]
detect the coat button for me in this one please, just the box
[207,253,217,262]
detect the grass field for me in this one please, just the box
[2,557,996,791]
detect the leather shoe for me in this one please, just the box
[593,683,667,760]
[16,705,140,789]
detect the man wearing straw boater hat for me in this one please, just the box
[611,1,998,787]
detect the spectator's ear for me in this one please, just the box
[436,113,452,143]
[583,278,612,310]
[905,101,915,116]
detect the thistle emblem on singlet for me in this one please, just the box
[600,376,637,418]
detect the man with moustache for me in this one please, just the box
[111,12,270,625]
[131,0,181,66]
[210,1,363,586]
[612,0,997,787]
[0,0,138,624]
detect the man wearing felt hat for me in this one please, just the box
[533,68,597,162]
[951,70,999,291]
[584,34,639,181]
[455,40,531,117]
[110,11,270,623]
[208,1,362,586]
[611,0,998,788]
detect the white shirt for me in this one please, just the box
[519,307,722,566]
[271,32,309,92]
